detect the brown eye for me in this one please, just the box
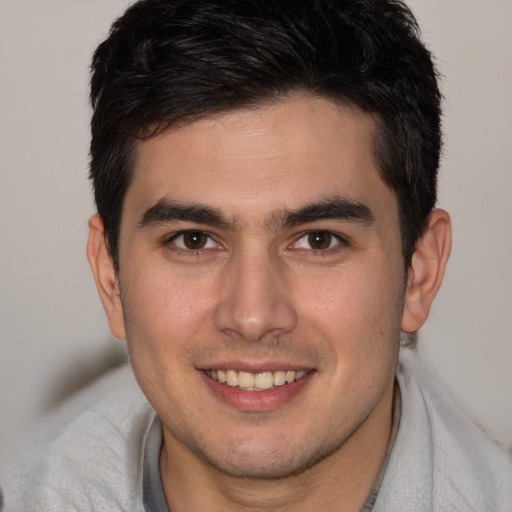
[182,232,208,249]
[307,231,333,250]
[171,231,216,251]
[292,231,342,252]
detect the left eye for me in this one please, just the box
[170,231,218,250]
[293,231,341,251]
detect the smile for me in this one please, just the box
[204,369,309,391]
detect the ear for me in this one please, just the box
[86,214,126,340]
[401,209,452,333]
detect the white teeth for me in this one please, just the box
[238,371,255,389]
[285,370,296,383]
[254,372,274,390]
[273,371,286,386]
[226,370,238,387]
[206,368,309,390]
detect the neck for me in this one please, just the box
[159,381,396,512]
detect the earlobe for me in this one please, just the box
[401,209,452,333]
[86,214,126,340]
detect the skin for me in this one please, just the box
[88,95,451,511]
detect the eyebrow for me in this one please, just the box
[275,197,375,228]
[139,196,374,231]
[139,199,235,230]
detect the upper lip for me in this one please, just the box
[197,360,315,374]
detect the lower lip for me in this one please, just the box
[200,371,315,411]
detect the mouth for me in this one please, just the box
[203,369,310,391]
[201,366,315,411]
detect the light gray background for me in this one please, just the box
[1,0,511,471]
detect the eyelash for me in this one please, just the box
[164,230,220,256]
[163,229,347,257]
[291,230,347,254]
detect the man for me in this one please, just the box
[4,0,512,510]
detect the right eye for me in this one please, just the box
[169,231,218,251]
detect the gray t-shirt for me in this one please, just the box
[143,417,170,512]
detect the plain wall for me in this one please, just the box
[1,0,511,470]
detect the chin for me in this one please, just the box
[190,431,347,481]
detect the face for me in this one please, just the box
[111,96,407,479]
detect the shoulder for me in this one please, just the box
[375,349,512,512]
[3,364,155,512]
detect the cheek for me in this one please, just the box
[302,268,397,329]
[122,266,216,357]
[298,262,403,361]
[120,268,219,415]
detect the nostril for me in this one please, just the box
[213,299,298,342]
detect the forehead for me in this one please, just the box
[125,96,393,223]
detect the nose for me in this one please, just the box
[213,250,298,342]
